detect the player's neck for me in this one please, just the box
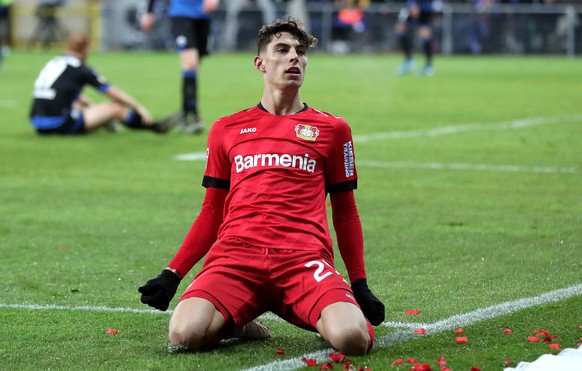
[66,50,86,62]
[260,90,304,116]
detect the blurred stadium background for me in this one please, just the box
[4,0,581,56]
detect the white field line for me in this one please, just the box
[0,302,429,330]
[174,156,577,175]
[2,284,580,370]
[174,114,581,173]
[358,161,577,174]
[243,283,582,371]
[352,113,582,143]
[0,303,424,331]
[0,99,17,108]
[0,303,166,314]
[0,303,422,333]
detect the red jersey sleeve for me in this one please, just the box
[331,190,366,283]
[168,183,227,277]
[203,119,230,186]
[326,118,358,193]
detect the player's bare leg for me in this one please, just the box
[82,102,127,131]
[418,25,434,76]
[168,297,271,353]
[169,297,226,352]
[316,302,371,355]
[178,48,204,134]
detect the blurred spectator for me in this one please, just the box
[223,0,310,51]
[395,0,440,76]
[330,0,369,53]
[0,0,12,64]
[28,0,69,49]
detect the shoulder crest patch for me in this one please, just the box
[295,124,319,141]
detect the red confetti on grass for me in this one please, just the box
[528,336,541,343]
[357,367,372,371]
[302,357,318,367]
[456,337,468,343]
[412,364,432,371]
[106,328,118,334]
[470,367,481,371]
[320,362,333,370]
[455,328,465,335]
[405,358,417,364]
[414,328,426,335]
[505,357,511,366]
[329,353,347,363]
[527,329,560,344]
[503,329,513,335]
[548,343,561,349]
[275,349,284,355]
[436,356,447,366]
[390,359,403,366]
[441,368,452,371]
[406,309,421,315]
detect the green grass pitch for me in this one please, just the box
[0,50,581,370]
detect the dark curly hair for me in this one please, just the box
[256,17,318,55]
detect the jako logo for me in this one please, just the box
[234,153,317,173]
[240,127,257,134]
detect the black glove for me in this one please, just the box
[351,278,385,326]
[138,269,181,311]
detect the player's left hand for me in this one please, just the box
[351,278,385,326]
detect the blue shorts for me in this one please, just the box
[171,17,211,55]
[32,114,86,135]
[408,9,434,27]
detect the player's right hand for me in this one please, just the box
[138,269,181,311]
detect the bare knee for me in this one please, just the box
[107,102,128,121]
[317,302,371,355]
[326,324,369,356]
[168,320,207,351]
[167,298,226,352]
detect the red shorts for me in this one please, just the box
[180,238,359,331]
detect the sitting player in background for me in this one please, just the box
[138,17,385,355]
[29,32,176,135]
[395,0,438,76]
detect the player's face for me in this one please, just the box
[256,32,307,91]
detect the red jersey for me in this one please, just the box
[202,104,358,256]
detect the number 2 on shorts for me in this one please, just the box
[304,259,336,282]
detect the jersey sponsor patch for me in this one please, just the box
[234,153,317,173]
[343,141,355,177]
[295,124,319,141]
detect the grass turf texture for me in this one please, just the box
[0,51,581,370]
